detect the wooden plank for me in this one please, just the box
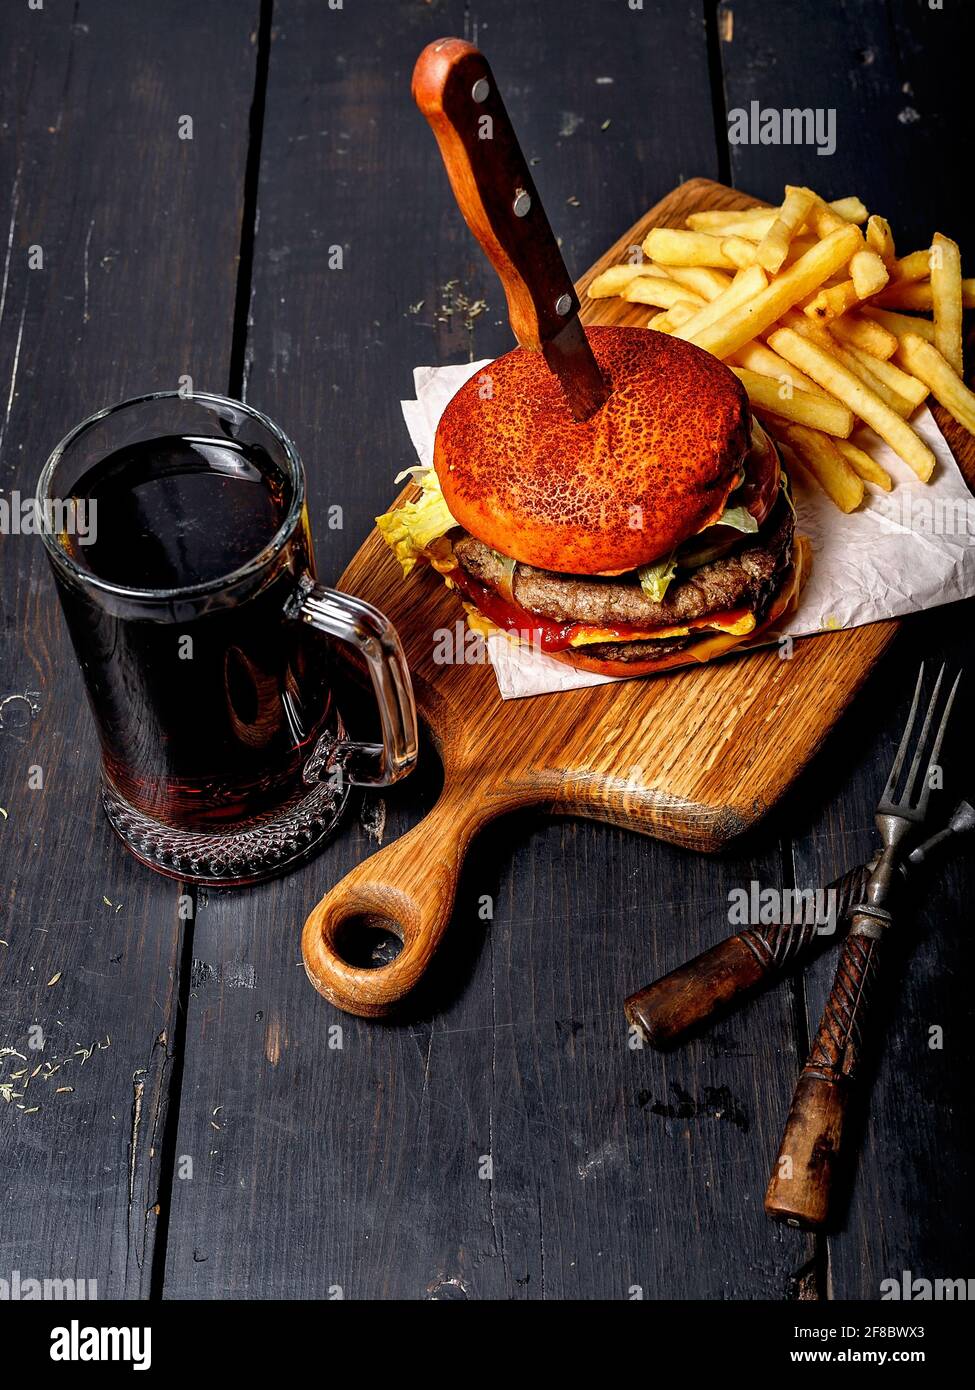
[717,0,972,249]
[161,0,817,1298]
[719,0,975,1296]
[0,1,259,1297]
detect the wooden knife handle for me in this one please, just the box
[624,863,870,1048]
[765,923,883,1229]
[412,37,578,351]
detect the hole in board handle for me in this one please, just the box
[332,912,404,970]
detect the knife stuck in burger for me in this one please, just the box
[378,39,809,678]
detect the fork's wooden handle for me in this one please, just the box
[624,864,870,1048]
[765,923,883,1229]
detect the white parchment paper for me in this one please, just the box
[400,359,975,700]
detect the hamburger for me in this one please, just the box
[379,326,809,677]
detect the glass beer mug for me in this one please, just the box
[36,391,418,887]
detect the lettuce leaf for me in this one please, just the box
[637,551,677,601]
[376,468,458,576]
[711,503,758,535]
[636,497,759,602]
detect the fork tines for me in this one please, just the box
[881,663,962,822]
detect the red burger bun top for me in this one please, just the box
[434,325,752,575]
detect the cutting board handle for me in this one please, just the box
[412,37,579,353]
[301,783,494,1016]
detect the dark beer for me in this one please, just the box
[55,435,336,827]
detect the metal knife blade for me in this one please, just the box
[541,316,610,422]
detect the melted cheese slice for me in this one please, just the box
[464,604,500,639]
[567,608,757,647]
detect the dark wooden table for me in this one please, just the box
[1,0,971,1301]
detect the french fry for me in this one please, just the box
[694,198,866,244]
[780,423,865,511]
[840,342,928,409]
[861,306,938,344]
[873,279,975,310]
[687,225,862,360]
[849,250,889,298]
[699,215,779,241]
[819,338,917,418]
[874,283,931,311]
[805,250,888,323]
[781,236,818,266]
[587,263,668,297]
[664,265,734,300]
[930,232,963,374]
[898,334,975,436]
[686,196,866,232]
[721,216,825,246]
[731,340,833,398]
[889,248,933,283]
[835,438,893,492]
[829,313,898,360]
[866,215,896,267]
[720,235,761,269]
[753,186,816,274]
[777,308,834,346]
[686,206,778,230]
[663,300,706,329]
[816,195,869,226]
[767,327,936,480]
[587,260,731,303]
[671,265,768,343]
[623,278,707,310]
[731,367,853,436]
[804,191,866,246]
[804,279,861,323]
[641,227,737,268]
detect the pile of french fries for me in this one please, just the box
[588,186,975,511]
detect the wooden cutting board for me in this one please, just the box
[302,177,974,1017]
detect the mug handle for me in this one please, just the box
[290,577,418,787]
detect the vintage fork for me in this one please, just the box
[623,800,974,1050]
[764,663,962,1230]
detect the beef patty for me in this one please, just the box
[451,494,796,647]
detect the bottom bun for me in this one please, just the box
[545,536,810,679]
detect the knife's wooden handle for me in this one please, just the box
[624,863,870,1048]
[411,37,578,351]
[625,927,821,1049]
[765,926,882,1229]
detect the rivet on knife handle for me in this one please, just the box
[624,863,871,1049]
[412,37,609,421]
